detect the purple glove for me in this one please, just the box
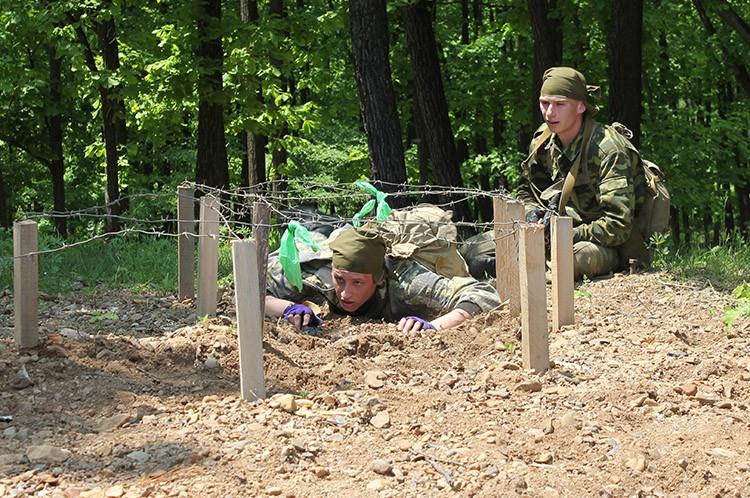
[401,316,434,330]
[282,303,322,326]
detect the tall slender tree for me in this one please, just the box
[196,0,230,190]
[240,0,267,189]
[403,0,469,220]
[609,0,643,147]
[0,162,8,228]
[715,0,750,45]
[45,45,66,236]
[526,0,562,148]
[269,0,289,188]
[70,3,128,232]
[349,0,407,200]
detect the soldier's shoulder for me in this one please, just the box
[592,122,629,156]
[530,123,549,143]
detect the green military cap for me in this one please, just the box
[540,67,599,115]
[329,228,386,281]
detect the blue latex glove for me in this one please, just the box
[399,315,435,332]
[282,303,323,327]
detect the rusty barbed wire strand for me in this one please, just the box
[3,182,529,262]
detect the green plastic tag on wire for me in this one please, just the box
[279,221,320,291]
[352,181,392,227]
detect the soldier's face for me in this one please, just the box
[331,267,380,312]
[539,96,586,143]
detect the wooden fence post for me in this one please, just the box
[252,201,270,318]
[232,239,266,401]
[177,186,195,300]
[493,197,524,316]
[519,224,549,372]
[13,220,38,349]
[551,216,574,331]
[197,195,220,317]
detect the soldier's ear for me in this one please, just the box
[576,101,586,114]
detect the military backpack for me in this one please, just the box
[527,119,670,264]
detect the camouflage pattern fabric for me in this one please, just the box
[573,241,620,279]
[379,204,470,278]
[519,120,647,253]
[265,247,501,322]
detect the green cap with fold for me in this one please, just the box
[329,228,386,282]
[540,66,599,115]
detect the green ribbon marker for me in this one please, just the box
[279,221,320,291]
[352,181,392,227]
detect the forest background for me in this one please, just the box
[0,0,749,292]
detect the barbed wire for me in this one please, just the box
[3,181,533,262]
[0,228,230,261]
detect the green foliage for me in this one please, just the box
[0,228,235,295]
[0,0,748,291]
[723,283,750,329]
[649,232,671,269]
[574,276,592,300]
[654,240,750,291]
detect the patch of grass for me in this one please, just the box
[724,283,750,329]
[652,239,750,291]
[0,229,234,295]
[574,275,592,300]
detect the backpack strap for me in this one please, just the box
[522,125,553,207]
[558,116,595,212]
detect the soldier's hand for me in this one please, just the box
[526,208,545,224]
[397,315,435,333]
[282,303,323,330]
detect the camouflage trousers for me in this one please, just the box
[573,241,620,280]
[459,231,621,281]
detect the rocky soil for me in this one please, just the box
[1,272,750,497]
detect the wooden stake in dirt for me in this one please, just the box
[252,201,270,317]
[493,197,524,316]
[13,220,39,348]
[177,185,196,300]
[551,216,574,331]
[231,238,266,400]
[519,224,549,372]
[197,195,220,317]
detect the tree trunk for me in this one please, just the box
[682,210,692,245]
[527,0,562,132]
[723,186,735,237]
[669,205,681,245]
[403,0,469,220]
[608,0,643,147]
[247,133,267,186]
[413,97,430,187]
[196,0,230,190]
[476,134,493,222]
[715,0,750,46]
[46,46,67,237]
[240,0,267,190]
[0,162,8,229]
[349,0,407,202]
[268,0,288,186]
[473,0,483,37]
[693,0,750,99]
[85,9,127,233]
[703,211,713,246]
[737,181,750,238]
[461,0,470,45]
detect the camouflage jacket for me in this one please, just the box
[266,253,501,322]
[519,120,647,247]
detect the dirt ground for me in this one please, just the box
[1,271,750,498]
